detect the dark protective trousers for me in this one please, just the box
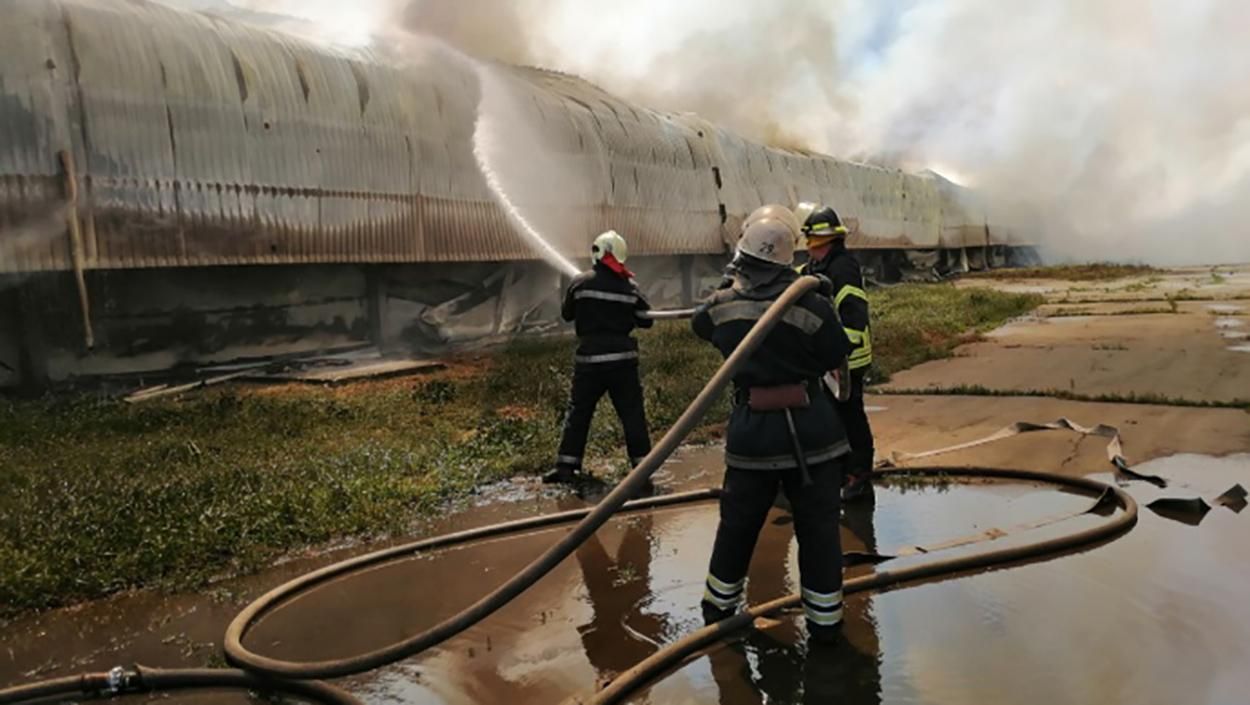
[835,367,875,482]
[703,460,845,634]
[555,361,652,470]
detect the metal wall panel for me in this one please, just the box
[0,0,76,272]
[0,0,1022,275]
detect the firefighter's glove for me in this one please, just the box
[813,274,835,297]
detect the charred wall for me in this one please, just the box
[0,254,733,388]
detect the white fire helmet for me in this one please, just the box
[736,204,799,266]
[592,230,628,264]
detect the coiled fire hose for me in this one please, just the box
[574,466,1138,705]
[0,276,1141,704]
[221,276,828,679]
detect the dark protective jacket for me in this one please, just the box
[563,263,653,364]
[692,260,852,470]
[801,240,872,370]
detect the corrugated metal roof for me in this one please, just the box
[0,0,1019,275]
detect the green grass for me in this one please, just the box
[869,284,1043,379]
[0,284,1040,615]
[967,263,1159,282]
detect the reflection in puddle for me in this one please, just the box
[640,457,1250,705]
[1214,318,1245,329]
[241,481,1095,704]
[1229,344,1250,353]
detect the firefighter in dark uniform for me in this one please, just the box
[544,231,654,493]
[799,205,877,502]
[693,204,852,643]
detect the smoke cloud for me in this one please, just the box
[178,0,1250,265]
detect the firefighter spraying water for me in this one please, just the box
[545,231,656,495]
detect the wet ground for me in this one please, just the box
[4,267,1250,704]
[4,451,1247,705]
[642,455,1250,705]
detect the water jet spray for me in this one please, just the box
[471,64,582,279]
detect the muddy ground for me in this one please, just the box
[2,266,1249,705]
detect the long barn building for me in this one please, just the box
[0,0,1029,389]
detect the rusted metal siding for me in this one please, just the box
[0,0,1021,275]
[0,0,76,272]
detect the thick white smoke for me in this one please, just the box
[822,0,1250,265]
[177,0,1250,265]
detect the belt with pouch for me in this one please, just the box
[733,381,818,485]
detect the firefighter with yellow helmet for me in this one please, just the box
[799,205,876,502]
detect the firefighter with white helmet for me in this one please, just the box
[692,205,853,643]
[545,230,655,495]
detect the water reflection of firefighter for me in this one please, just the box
[570,511,664,683]
[706,501,883,704]
[798,205,876,503]
[693,205,851,644]
[545,231,655,496]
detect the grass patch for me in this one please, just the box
[1124,276,1165,292]
[967,263,1159,282]
[0,284,1040,615]
[877,384,1250,409]
[869,284,1043,379]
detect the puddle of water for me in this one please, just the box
[865,406,888,413]
[1221,330,1249,340]
[1229,344,1250,354]
[1214,318,1245,329]
[638,456,1250,705]
[229,480,1089,704]
[1207,304,1244,314]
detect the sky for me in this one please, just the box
[164,0,1250,265]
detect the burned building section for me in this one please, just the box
[0,0,1029,390]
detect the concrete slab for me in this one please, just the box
[880,309,1250,404]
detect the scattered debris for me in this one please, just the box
[123,347,443,402]
[1147,497,1211,526]
[1213,485,1248,513]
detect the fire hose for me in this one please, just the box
[0,666,361,705]
[574,466,1137,705]
[221,276,827,679]
[0,275,1141,704]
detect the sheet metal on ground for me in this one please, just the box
[868,395,1250,473]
